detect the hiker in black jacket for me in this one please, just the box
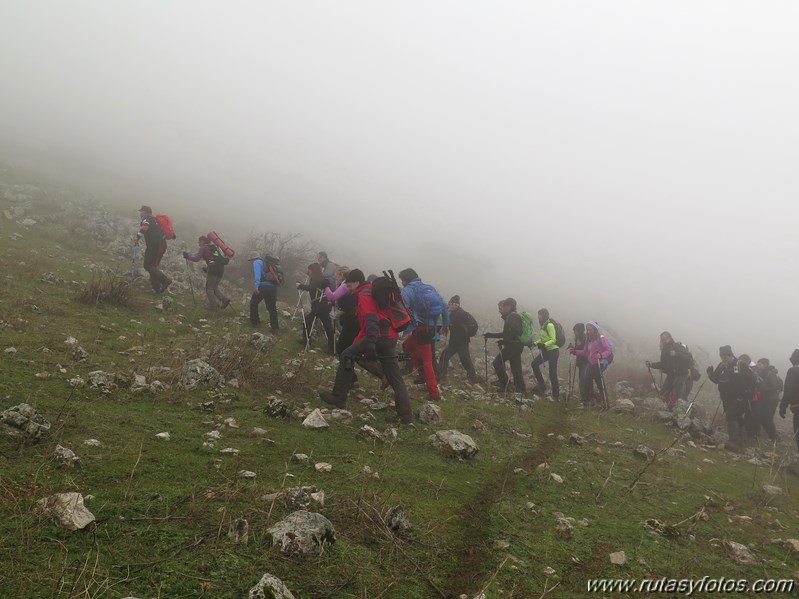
[135,205,171,293]
[645,331,692,410]
[438,295,479,384]
[707,345,756,451]
[483,298,526,393]
[779,349,799,449]
[296,263,334,353]
[753,358,781,442]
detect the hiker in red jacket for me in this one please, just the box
[134,205,171,293]
[319,271,413,424]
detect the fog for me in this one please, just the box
[1,1,798,369]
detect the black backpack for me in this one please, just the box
[463,310,479,337]
[209,244,230,266]
[261,257,284,285]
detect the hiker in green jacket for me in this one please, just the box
[531,309,561,400]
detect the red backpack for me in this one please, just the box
[155,214,176,240]
[371,272,412,333]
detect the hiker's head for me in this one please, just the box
[755,358,770,374]
[738,354,753,369]
[573,322,585,340]
[659,331,673,348]
[719,345,735,364]
[367,274,378,283]
[198,236,209,245]
[448,295,460,311]
[335,266,351,284]
[790,349,799,366]
[344,268,365,291]
[138,205,153,216]
[398,268,418,287]
[307,263,323,279]
[497,298,516,315]
[585,321,600,340]
[537,308,549,325]
[317,251,329,265]
[247,251,261,262]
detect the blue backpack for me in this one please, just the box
[409,283,446,324]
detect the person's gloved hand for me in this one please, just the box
[537,343,546,351]
[780,407,786,419]
[706,365,714,376]
[182,251,190,259]
[645,360,651,368]
[364,344,378,360]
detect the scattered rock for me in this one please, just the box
[359,425,384,443]
[493,539,510,549]
[556,517,574,539]
[292,453,309,463]
[0,403,51,440]
[763,485,783,497]
[228,518,249,544]
[330,409,352,420]
[315,462,332,472]
[285,486,315,510]
[248,573,296,599]
[87,371,115,389]
[130,374,149,393]
[550,473,564,484]
[418,403,442,424]
[613,398,635,413]
[239,470,257,479]
[723,540,757,565]
[179,359,225,390]
[634,444,655,462]
[542,566,556,576]
[155,432,170,441]
[472,419,486,432]
[568,433,585,445]
[250,333,273,351]
[784,539,799,553]
[38,492,95,531]
[429,430,479,459]
[205,430,222,441]
[386,505,411,534]
[265,510,335,556]
[302,409,329,429]
[224,417,239,428]
[53,445,81,468]
[83,439,102,447]
[4,347,17,354]
[220,447,240,456]
[609,550,626,565]
[252,427,267,436]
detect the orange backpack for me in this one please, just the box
[155,214,176,240]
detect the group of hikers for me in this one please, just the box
[134,210,799,444]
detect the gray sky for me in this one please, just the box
[1,1,798,368]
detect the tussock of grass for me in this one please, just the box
[74,273,132,307]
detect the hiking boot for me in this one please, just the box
[318,391,346,409]
[220,299,231,309]
[467,376,480,385]
[531,383,547,395]
[385,413,413,425]
[160,278,173,293]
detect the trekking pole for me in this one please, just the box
[184,258,196,307]
[566,355,574,402]
[129,245,137,283]
[597,358,610,410]
[709,397,723,429]
[292,277,310,320]
[647,365,660,393]
[484,337,489,385]
[684,378,706,417]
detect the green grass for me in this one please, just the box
[1,187,799,598]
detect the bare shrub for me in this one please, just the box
[226,230,317,292]
[75,272,132,307]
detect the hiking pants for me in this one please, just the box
[333,338,411,419]
[793,410,799,451]
[661,373,687,407]
[682,376,694,401]
[751,398,778,441]
[303,299,334,352]
[532,348,560,399]
[722,397,753,444]
[143,240,169,291]
[403,330,440,399]
[439,340,477,382]
[250,285,278,331]
[492,343,526,393]
[205,272,229,309]
[578,363,592,404]
[587,364,608,405]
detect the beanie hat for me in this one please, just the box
[344,268,365,284]
[586,320,600,332]
[138,205,152,214]
[790,349,799,366]
[573,322,585,332]
[719,345,734,358]
[449,295,460,305]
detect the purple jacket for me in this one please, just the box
[186,243,213,263]
[324,284,349,303]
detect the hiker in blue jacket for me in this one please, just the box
[249,253,282,331]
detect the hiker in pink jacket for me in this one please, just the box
[570,321,612,407]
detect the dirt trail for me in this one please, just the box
[439,405,569,598]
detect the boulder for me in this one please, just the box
[1,403,51,440]
[418,403,442,424]
[53,445,81,468]
[179,359,225,390]
[265,510,336,556]
[38,492,95,531]
[87,370,115,389]
[723,540,757,565]
[248,573,296,599]
[429,430,479,459]
[302,409,329,429]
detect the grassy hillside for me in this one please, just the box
[1,180,798,599]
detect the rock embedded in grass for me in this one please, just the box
[266,510,335,556]
[429,430,479,459]
[302,409,329,429]
[38,492,95,531]
[248,573,296,599]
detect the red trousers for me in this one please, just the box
[403,330,439,399]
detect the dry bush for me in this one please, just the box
[75,272,132,307]
[226,230,317,290]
